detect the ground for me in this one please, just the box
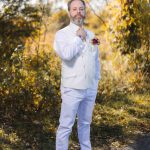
[0,92,150,150]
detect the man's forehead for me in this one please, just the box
[70,0,85,7]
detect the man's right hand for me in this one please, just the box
[76,27,86,41]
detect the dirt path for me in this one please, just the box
[70,133,150,150]
[107,133,150,150]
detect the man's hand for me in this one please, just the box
[76,27,86,41]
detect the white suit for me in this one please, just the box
[53,22,101,150]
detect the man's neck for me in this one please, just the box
[71,21,83,28]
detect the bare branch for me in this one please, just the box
[105,0,108,5]
[85,0,106,26]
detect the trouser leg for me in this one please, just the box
[56,87,84,150]
[77,88,97,150]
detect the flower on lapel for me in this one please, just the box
[91,37,100,45]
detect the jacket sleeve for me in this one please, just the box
[53,32,85,61]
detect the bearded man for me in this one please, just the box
[53,0,101,149]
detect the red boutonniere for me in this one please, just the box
[91,38,100,45]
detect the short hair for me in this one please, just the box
[67,0,86,11]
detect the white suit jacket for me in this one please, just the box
[53,22,101,89]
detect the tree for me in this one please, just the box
[105,0,143,54]
[105,0,150,74]
[0,0,41,62]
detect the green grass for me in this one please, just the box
[0,93,150,150]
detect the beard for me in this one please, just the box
[70,13,85,26]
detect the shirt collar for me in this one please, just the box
[69,22,89,40]
[69,22,80,33]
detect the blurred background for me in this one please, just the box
[0,0,150,149]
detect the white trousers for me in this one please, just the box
[56,86,97,150]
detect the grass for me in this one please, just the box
[90,92,150,149]
[0,92,150,150]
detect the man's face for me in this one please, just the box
[69,0,86,26]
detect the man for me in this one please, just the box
[53,0,101,149]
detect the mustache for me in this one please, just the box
[74,13,85,18]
